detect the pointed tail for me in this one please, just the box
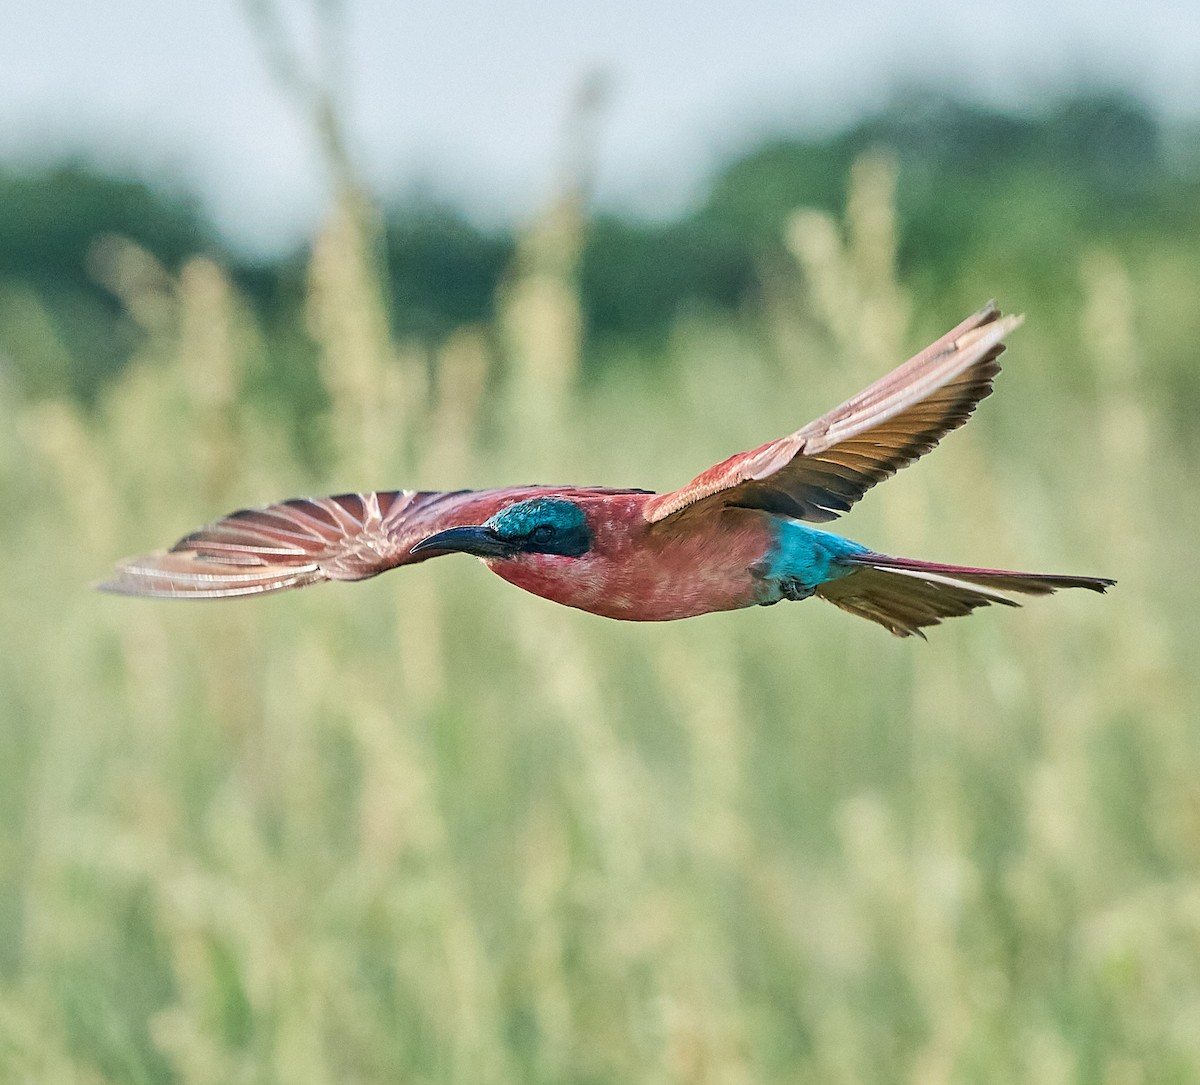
[816,553,1114,638]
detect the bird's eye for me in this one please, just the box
[531,524,554,545]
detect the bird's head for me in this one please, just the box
[411,496,592,561]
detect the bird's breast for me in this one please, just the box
[485,504,778,621]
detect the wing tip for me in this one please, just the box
[952,311,1024,354]
[93,554,166,598]
[93,550,326,600]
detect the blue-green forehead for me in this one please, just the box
[489,497,585,535]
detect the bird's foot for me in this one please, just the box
[777,576,815,602]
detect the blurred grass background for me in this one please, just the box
[2,40,1200,1085]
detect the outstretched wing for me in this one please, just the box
[645,303,1021,524]
[97,487,550,599]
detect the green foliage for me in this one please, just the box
[581,213,752,343]
[4,91,1200,406]
[0,166,213,399]
[0,164,209,278]
[383,205,514,340]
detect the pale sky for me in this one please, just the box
[3,0,1198,252]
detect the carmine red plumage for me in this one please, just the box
[99,303,1113,637]
[486,496,779,621]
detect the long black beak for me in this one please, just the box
[410,525,515,558]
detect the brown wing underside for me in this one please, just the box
[97,487,553,599]
[645,303,1021,524]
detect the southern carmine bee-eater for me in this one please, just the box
[99,303,1113,637]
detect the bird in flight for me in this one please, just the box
[99,303,1112,637]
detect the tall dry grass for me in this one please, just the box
[0,149,1197,1085]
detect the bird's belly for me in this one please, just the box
[486,552,763,622]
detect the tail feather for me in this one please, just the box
[816,553,1114,638]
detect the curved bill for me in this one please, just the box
[410,525,515,558]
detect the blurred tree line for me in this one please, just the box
[1,90,1197,407]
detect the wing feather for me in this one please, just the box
[97,487,552,599]
[645,303,1021,524]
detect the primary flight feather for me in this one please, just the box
[99,303,1113,637]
